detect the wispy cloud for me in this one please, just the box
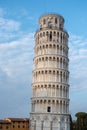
[69,33,87,92]
[0,32,34,118]
[0,7,34,118]
[0,7,37,43]
[0,17,21,42]
[0,33,34,78]
[0,17,20,31]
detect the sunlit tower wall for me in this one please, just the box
[30,14,70,130]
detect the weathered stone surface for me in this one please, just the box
[30,14,70,130]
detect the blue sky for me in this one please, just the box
[0,0,87,120]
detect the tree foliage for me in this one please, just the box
[75,112,87,130]
[75,112,87,118]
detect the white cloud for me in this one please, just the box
[0,17,21,31]
[0,7,22,43]
[0,33,34,78]
[0,32,34,118]
[0,17,22,42]
[69,33,87,92]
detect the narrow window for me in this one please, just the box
[23,125,25,128]
[18,125,20,128]
[55,18,57,24]
[0,126,2,129]
[49,32,52,41]
[47,106,51,112]
[54,31,56,36]
[43,19,46,24]
[6,126,8,129]
[48,21,52,28]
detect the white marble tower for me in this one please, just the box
[30,14,70,130]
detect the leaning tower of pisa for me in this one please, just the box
[30,14,70,130]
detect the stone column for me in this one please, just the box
[67,87,69,98]
[55,86,56,97]
[65,102,67,113]
[67,103,69,114]
[59,121,61,130]
[62,87,63,98]
[51,86,52,97]
[41,121,43,130]
[65,120,67,130]
[59,86,60,97]
[59,101,60,113]
[59,73,60,83]
[51,100,52,112]
[50,121,53,130]
[34,120,36,130]
[62,101,64,114]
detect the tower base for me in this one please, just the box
[30,113,70,130]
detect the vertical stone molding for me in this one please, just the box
[41,121,43,130]
[50,121,53,130]
[34,120,36,130]
[30,14,70,130]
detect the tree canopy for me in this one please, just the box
[75,112,87,118]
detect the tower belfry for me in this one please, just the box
[30,14,70,130]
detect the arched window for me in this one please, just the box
[47,106,51,112]
[40,33,42,37]
[46,31,48,36]
[48,21,52,28]
[43,19,46,24]
[53,71,55,74]
[46,44,48,48]
[43,32,45,36]
[54,31,56,36]
[55,18,57,24]
[53,57,55,61]
[49,32,52,41]
[49,44,52,48]
[57,32,59,37]
[46,57,48,61]
[48,100,50,103]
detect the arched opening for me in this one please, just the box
[43,19,46,24]
[47,106,51,112]
[49,32,52,41]
[55,18,57,24]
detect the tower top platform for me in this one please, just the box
[39,14,64,30]
[39,13,64,22]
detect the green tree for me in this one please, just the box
[75,112,87,130]
[72,120,76,130]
